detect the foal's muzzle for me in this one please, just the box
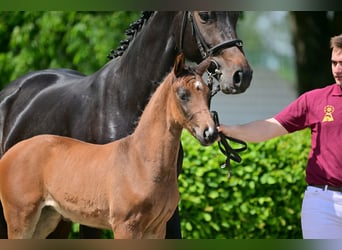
[201,126,218,146]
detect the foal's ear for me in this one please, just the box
[194,57,212,76]
[173,53,186,77]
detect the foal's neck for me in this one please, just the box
[130,75,182,176]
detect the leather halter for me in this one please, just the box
[179,11,244,97]
[179,11,243,59]
[179,12,248,178]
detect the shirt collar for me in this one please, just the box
[332,84,342,96]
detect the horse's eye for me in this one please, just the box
[177,88,190,102]
[198,11,210,23]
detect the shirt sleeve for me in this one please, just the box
[274,93,309,133]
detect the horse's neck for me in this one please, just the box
[130,76,182,176]
[81,12,182,142]
[104,12,179,88]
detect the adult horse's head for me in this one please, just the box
[170,54,218,146]
[178,11,253,94]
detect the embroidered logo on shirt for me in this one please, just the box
[322,105,334,122]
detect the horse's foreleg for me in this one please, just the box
[165,206,182,239]
[165,143,183,239]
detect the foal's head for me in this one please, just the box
[169,54,218,146]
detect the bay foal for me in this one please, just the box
[0,54,218,239]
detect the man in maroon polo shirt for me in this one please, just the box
[219,33,342,239]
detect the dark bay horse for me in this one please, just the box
[0,54,217,239]
[0,11,252,238]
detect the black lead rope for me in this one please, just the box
[211,111,248,178]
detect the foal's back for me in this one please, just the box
[0,134,112,199]
[0,133,128,197]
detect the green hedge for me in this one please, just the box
[0,11,140,89]
[178,129,310,239]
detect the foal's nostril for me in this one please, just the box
[204,128,210,140]
[203,127,218,143]
[233,70,243,87]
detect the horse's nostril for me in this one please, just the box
[233,70,243,87]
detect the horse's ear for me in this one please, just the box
[173,53,186,77]
[194,57,212,76]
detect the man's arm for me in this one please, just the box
[218,118,289,143]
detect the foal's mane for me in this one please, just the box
[107,11,154,60]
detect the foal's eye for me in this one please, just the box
[177,88,190,102]
[198,11,210,23]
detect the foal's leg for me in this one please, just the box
[140,223,167,239]
[112,221,144,239]
[32,206,62,239]
[47,220,72,238]
[5,204,42,239]
[5,204,61,239]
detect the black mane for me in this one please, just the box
[107,11,154,60]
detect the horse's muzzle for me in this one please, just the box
[220,67,253,94]
[209,53,253,95]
